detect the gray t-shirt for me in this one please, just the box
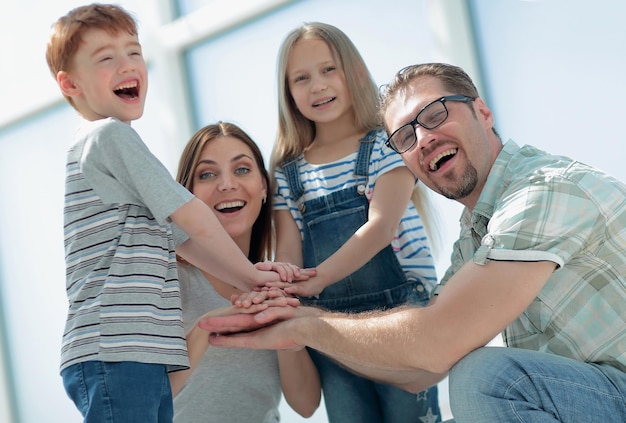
[62,117,193,372]
[174,263,282,422]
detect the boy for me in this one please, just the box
[46,4,289,421]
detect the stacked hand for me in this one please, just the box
[197,260,320,351]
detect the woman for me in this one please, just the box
[170,122,320,422]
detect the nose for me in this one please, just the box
[310,75,327,93]
[413,124,437,151]
[118,55,135,74]
[217,174,238,191]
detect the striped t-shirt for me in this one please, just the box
[61,118,192,372]
[274,128,437,288]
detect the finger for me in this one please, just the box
[253,305,297,324]
[296,268,317,279]
[264,281,293,289]
[209,332,260,349]
[250,291,269,305]
[264,297,300,307]
[254,261,273,271]
[198,313,260,333]
[275,263,292,282]
[284,284,307,297]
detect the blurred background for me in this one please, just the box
[1,0,625,421]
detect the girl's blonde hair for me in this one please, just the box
[270,22,380,172]
[270,23,441,259]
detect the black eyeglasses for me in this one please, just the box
[386,95,474,153]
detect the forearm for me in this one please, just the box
[332,354,448,393]
[315,219,395,287]
[278,350,321,417]
[173,197,270,291]
[290,307,450,388]
[169,323,210,397]
[177,238,260,291]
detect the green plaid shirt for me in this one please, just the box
[440,140,626,371]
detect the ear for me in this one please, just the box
[474,98,495,129]
[57,71,81,98]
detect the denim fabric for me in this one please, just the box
[308,348,441,423]
[448,347,626,422]
[62,361,173,423]
[282,133,440,422]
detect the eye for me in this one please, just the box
[323,66,336,73]
[293,74,308,83]
[235,167,251,175]
[99,56,113,63]
[198,170,215,180]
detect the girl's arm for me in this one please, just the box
[274,209,304,267]
[278,350,322,417]
[283,166,415,297]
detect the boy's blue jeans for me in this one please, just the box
[446,347,626,422]
[61,361,173,423]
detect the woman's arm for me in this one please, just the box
[168,303,269,397]
[277,350,321,417]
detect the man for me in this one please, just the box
[202,63,626,422]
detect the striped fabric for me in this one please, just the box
[440,140,626,371]
[61,118,192,372]
[274,128,437,288]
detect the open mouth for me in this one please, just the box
[113,81,139,100]
[215,200,245,213]
[429,148,457,171]
[313,97,335,107]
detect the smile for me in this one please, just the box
[113,80,139,100]
[429,148,457,171]
[215,200,245,213]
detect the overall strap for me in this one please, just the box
[354,130,377,195]
[280,157,306,210]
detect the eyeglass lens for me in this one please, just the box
[390,101,448,153]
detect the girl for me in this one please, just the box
[269,23,441,422]
[171,122,321,422]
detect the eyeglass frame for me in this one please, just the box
[385,95,475,154]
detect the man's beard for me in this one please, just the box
[435,162,478,201]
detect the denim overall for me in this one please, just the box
[281,131,440,422]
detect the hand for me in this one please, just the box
[266,275,328,298]
[198,303,320,335]
[255,261,317,283]
[231,287,300,308]
[205,305,322,351]
[208,319,304,351]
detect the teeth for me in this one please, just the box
[215,200,245,211]
[114,81,138,91]
[314,97,334,107]
[429,148,457,171]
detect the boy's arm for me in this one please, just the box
[173,197,279,291]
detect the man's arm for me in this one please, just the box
[205,259,556,391]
